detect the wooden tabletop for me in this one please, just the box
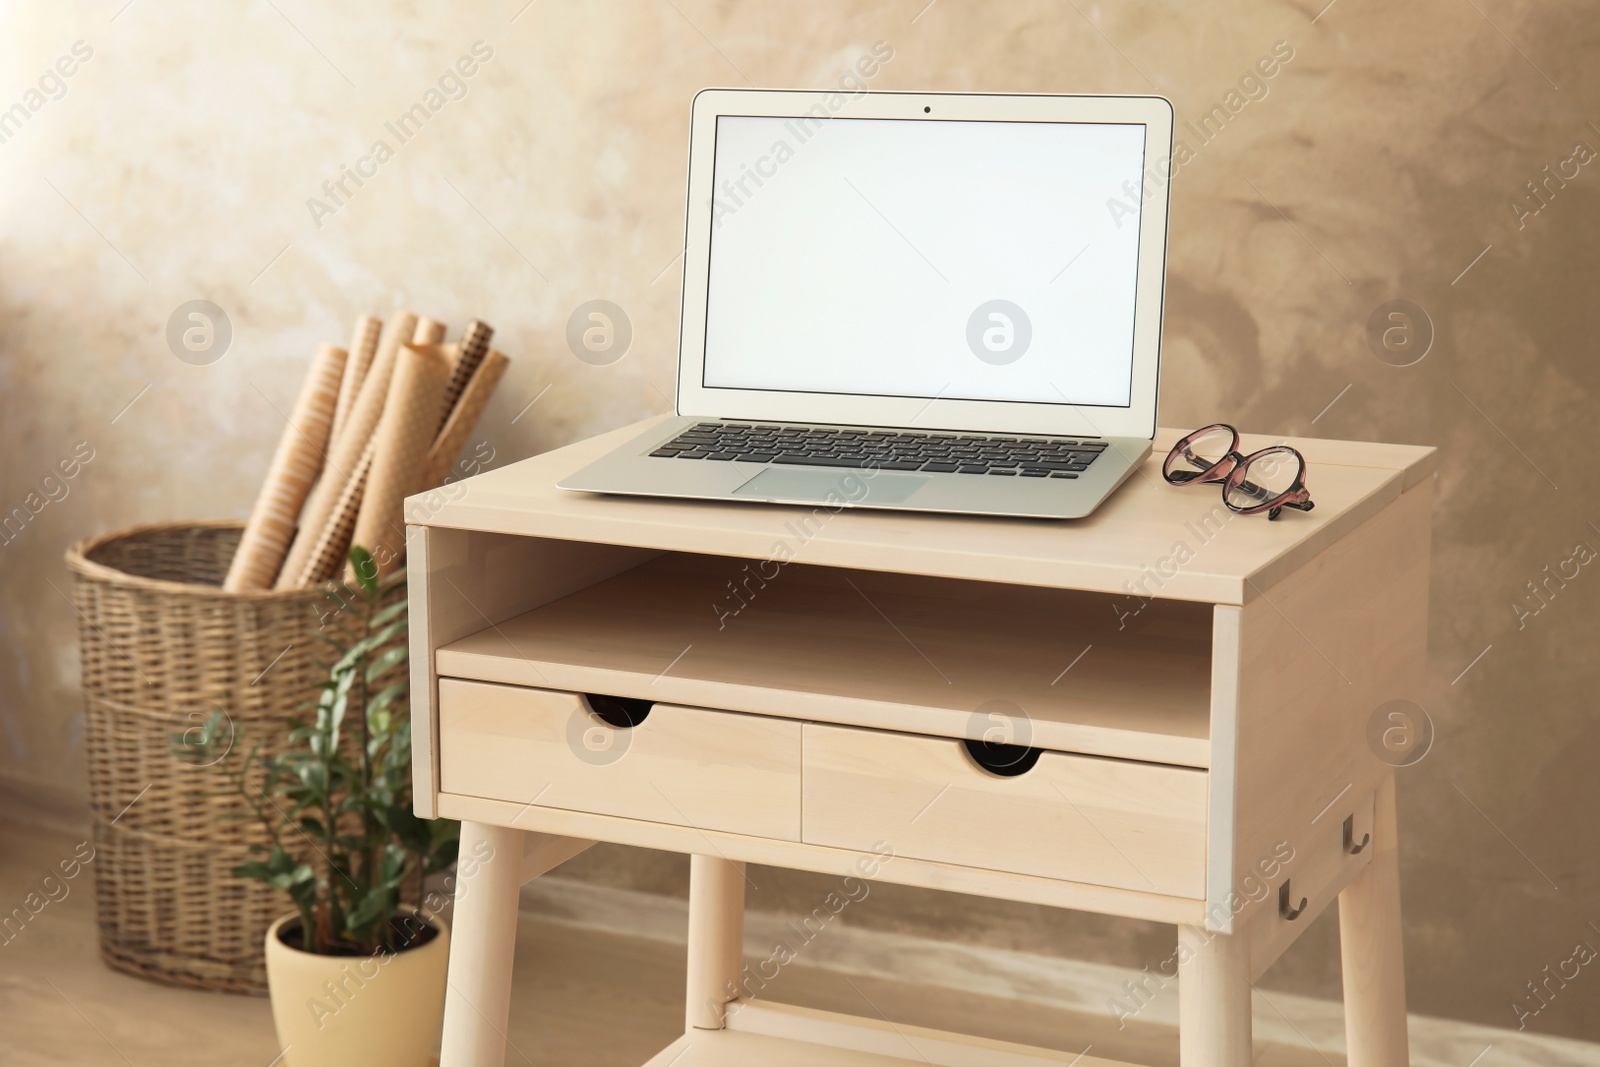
[406,416,1434,604]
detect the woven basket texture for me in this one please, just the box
[66,521,336,993]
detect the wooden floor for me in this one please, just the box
[0,815,1355,1067]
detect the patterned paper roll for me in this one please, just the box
[329,315,381,448]
[412,317,447,344]
[276,309,417,588]
[422,349,509,488]
[348,343,451,581]
[439,320,494,430]
[223,343,347,591]
[295,439,373,586]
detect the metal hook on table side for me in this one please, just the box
[1343,813,1371,855]
[1279,880,1308,921]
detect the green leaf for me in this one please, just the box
[371,599,409,628]
[348,545,380,593]
[333,635,378,673]
[365,644,408,683]
[268,864,318,892]
[367,680,407,717]
[344,886,395,933]
[233,860,277,882]
[169,709,234,763]
[367,618,409,648]
[326,671,353,744]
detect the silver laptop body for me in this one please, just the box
[561,89,1174,520]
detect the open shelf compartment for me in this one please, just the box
[435,550,1212,768]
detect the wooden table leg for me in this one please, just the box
[440,822,527,1067]
[686,855,746,1030]
[1339,774,1409,1066]
[1178,925,1252,1067]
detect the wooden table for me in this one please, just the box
[407,416,1432,1067]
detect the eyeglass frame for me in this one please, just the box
[1161,423,1315,520]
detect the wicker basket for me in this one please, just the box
[66,521,335,994]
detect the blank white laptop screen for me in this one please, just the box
[701,115,1148,409]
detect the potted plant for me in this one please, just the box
[180,548,459,1067]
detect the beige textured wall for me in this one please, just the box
[2,0,1597,1041]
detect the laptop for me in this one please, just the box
[560,89,1174,519]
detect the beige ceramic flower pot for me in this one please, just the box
[263,909,450,1067]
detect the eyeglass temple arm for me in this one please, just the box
[1238,478,1314,506]
[1266,493,1315,520]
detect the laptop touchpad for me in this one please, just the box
[732,468,928,505]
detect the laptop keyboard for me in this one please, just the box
[650,422,1107,478]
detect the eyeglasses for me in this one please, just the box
[1162,424,1315,520]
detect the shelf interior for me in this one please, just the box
[436,551,1213,768]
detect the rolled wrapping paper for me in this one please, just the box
[412,317,446,344]
[222,343,347,591]
[295,439,374,586]
[439,320,494,430]
[422,348,510,488]
[347,343,451,581]
[329,315,381,448]
[276,308,418,588]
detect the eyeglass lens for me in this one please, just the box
[1224,447,1302,511]
[1173,426,1237,477]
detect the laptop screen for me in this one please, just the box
[701,115,1148,410]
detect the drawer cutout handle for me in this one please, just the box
[963,738,1042,778]
[1343,814,1370,855]
[583,694,653,728]
[1279,880,1308,921]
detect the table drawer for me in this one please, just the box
[439,679,802,840]
[801,723,1207,897]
